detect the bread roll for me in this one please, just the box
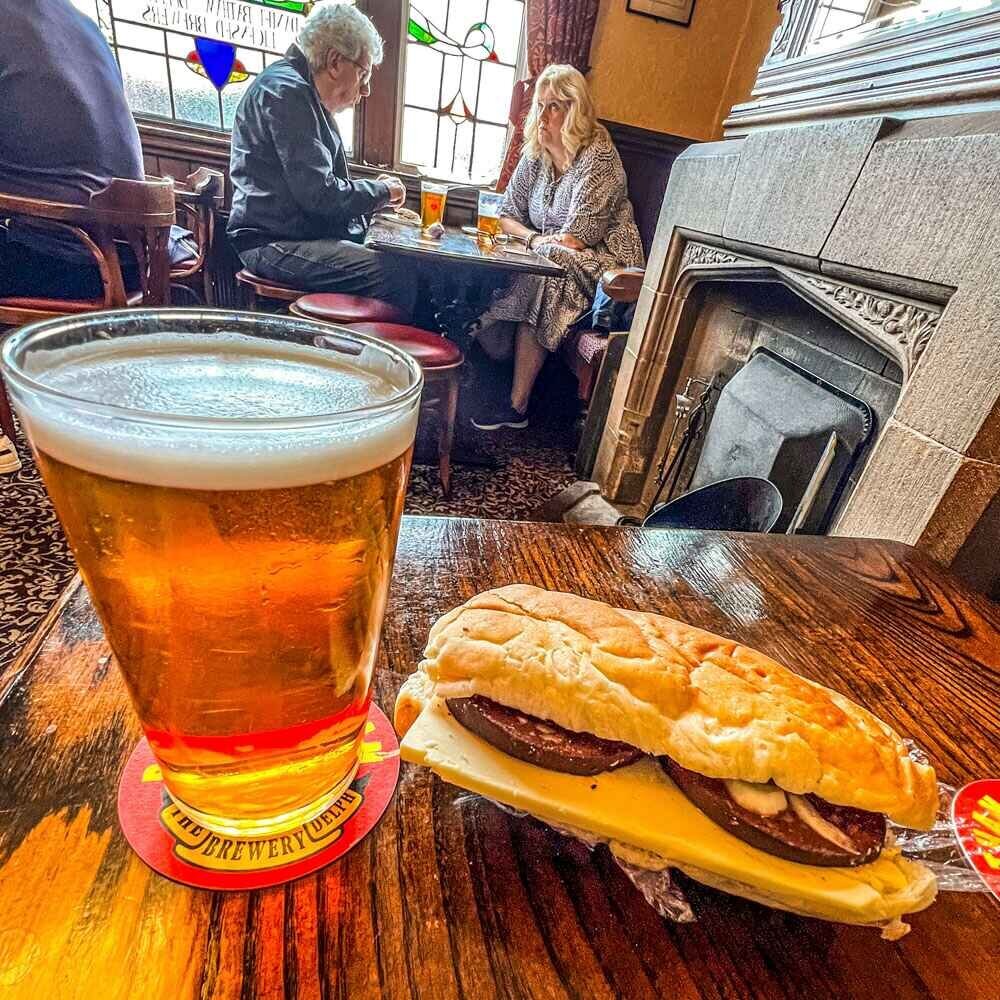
[395,585,938,829]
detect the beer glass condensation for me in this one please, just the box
[1,310,422,836]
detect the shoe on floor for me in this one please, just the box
[471,403,529,431]
[0,434,21,474]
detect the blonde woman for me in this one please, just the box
[472,64,644,431]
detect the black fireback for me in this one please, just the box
[689,349,874,533]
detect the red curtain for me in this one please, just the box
[495,0,601,191]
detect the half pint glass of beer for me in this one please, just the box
[1,310,422,836]
[476,190,503,240]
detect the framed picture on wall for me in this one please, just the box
[626,0,695,26]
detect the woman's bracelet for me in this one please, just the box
[527,233,539,249]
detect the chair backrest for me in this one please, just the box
[643,476,784,534]
[170,167,225,286]
[177,167,225,207]
[90,176,177,307]
[0,175,176,324]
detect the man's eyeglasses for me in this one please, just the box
[343,54,373,87]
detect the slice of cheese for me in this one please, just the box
[401,699,937,927]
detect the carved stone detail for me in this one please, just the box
[682,243,742,267]
[767,0,797,62]
[803,277,941,374]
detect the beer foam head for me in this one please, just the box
[14,332,420,490]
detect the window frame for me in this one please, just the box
[126,0,519,188]
[726,0,1000,135]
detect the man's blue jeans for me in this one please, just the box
[241,237,417,317]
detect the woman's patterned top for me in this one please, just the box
[501,125,644,269]
[486,126,644,351]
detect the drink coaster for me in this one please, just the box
[117,703,400,891]
[952,779,1000,901]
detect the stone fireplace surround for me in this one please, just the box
[594,114,1000,596]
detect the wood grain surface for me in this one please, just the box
[1,517,998,998]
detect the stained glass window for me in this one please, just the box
[69,0,354,150]
[400,0,526,183]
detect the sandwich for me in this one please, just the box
[394,585,939,938]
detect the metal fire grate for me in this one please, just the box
[688,348,875,534]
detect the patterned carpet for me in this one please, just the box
[0,359,578,673]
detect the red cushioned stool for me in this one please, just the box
[334,321,463,496]
[290,292,408,326]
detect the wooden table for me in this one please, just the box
[1,519,998,998]
[367,219,563,347]
[366,219,564,277]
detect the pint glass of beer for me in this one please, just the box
[1,310,422,836]
[420,180,448,230]
[477,190,503,240]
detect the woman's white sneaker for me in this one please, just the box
[0,435,21,473]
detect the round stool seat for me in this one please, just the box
[345,322,463,369]
[292,292,408,325]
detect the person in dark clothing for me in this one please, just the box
[0,0,146,298]
[229,4,416,315]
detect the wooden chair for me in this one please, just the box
[0,175,176,326]
[170,167,224,305]
[0,390,18,472]
[0,175,176,455]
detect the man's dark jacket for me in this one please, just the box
[228,45,390,254]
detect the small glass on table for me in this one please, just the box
[476,190,504,244]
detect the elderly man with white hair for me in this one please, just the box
[228,3,415,313]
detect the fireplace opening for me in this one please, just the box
[652,349,875,533]
[641,279,906,532]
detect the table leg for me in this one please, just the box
[419,264,508,470]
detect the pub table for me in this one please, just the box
[366,218,563,345]
[366,218,564,277]
[1,518,998,997]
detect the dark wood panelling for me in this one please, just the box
[139,119,234,204]
[138,115,694,306]
[603,120,693,256]
[139,116,693,244]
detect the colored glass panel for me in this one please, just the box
[71,0,353,153]
[402,0,525,182]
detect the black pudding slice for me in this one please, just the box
[446,696,643,775]
[659,757,886,867]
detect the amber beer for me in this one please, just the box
[3,317,421,835]
[477,190,503,240]
[420,180,448,230]
[477,214,501,238]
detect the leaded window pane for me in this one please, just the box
[72,0,354,154]
[402,0,526,182]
